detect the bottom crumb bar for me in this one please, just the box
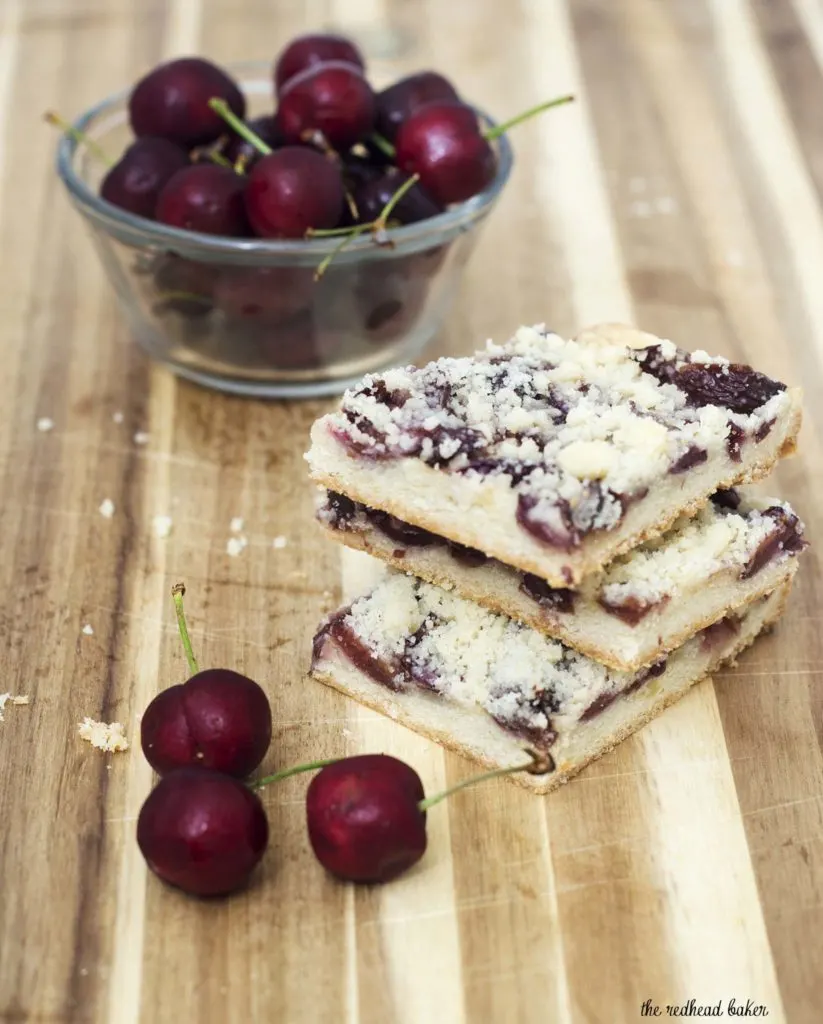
[311,576,792,795]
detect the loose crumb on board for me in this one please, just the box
[230,516,245,533]
[78,717,129,753]
[0,694,30,721]
[226,535,248,557]
[99,498,115,518]
[134,431,150,445]
[36,417,54,432]
[152,514,173,538]
[272,535,288,549]
[112,411,124,424]
[81,624,94,636]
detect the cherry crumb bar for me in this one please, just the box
[311,575,793,795]
[306,322,802,588]
[316,487,806,671]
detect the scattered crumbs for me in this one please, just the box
[629,199,652,218]
[226,535,248,557]
[229,516,245,534]
[0,694,30,721]
[80,969,89,977]
[342,727,353,738]
[133,430,150,445]
[152,514,173,538]
[99,498,115,518]
[78,717,129,753]
[629,176,647,194]
[112,411,124,424]
[36,417,54,433]
[655,196,678,215]
[81,624,94,636]
[322,589,333,599]
[272,535,288,549]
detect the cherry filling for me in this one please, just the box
[326,614,403,690]
[669,445,708,474]
[726,423,745,463]
[740,507,806,579]
[580,659,667,722]
[673,362,785,414]
[700,614,741,652]
[711,488,741,511]
[366,510,438,546]
[597,594,666,626]
[486,685,559,751]
[325,490,357,527]
[520,573,576,614]
[516,494,580,550]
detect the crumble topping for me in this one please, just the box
[599,494,806,607]
[323,323,790,548]
[0,694,30,721]
[319,488,805,620]
[338,575,636,737]
[78,717,129,753]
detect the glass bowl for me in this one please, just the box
[55,61,514,399]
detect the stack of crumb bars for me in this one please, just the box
[306,323,806,793]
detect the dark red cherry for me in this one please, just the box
[395,102,496,206]
[244,147,344,237]
[129,57,246,148]
[305,754,427,883]
[274,33,365,92]
[375,71,460,142]
[276,61,376,149]
[140,668,272,777]
[215,266,315,324]
[137,769,269,896]
[100,137,189,219]
[354,167,442,225]
[224,115,283,168]
[156,164,250,237]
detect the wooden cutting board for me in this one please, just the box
[1,1,821,1022]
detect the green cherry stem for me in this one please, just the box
[369,131,396,159]
[171,583,200,676]
[208,98,273,156]
[313,224,369,280]
[418,749,555,812]
[250,758,340,790]
[484,93,575,141]
[44,111,113,166]
[207,149,234,170]
[373,172,420,231]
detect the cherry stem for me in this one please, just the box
[370,131,396,159]
[418,749,554,812]
[314,225,368,280]
[208,99,273,156]
[374,173,420,231]
[44,111,113,167]
[484,94,575,141]
[250,758,340,790]
[208,150,234,170]
[171,583,199,676]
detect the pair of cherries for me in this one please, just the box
[137,585,549,897]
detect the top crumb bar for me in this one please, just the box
[307,322,802,586]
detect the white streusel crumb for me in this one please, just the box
[99,499,115,518]
[36,417,54,432]
[78,718,129,753]
[152,515,173,538]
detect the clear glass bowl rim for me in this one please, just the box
[55,59,515,257]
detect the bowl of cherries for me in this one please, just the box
[54,34,572,399]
